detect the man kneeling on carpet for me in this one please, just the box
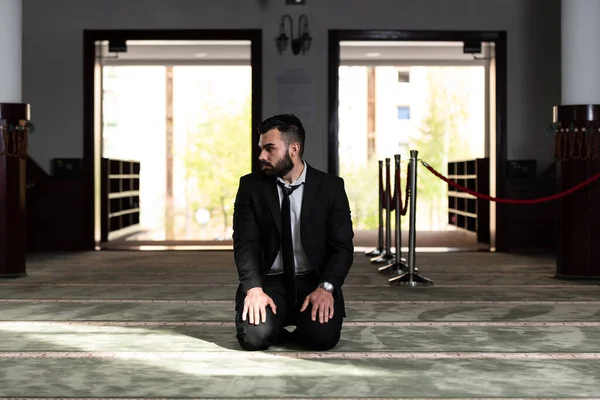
[232,114,354,351]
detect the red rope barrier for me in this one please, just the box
[391,164,400,214]
[378,161,387,210]
[403,164,410,214]
[390,163,410,215]
[421,160,600,204]
[385,160,392,210]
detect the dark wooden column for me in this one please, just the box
[0,103,31,279]
[554,104,600,279]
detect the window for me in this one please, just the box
[397,106,410,120]
[103,90,118,128]
[397,71,410,83]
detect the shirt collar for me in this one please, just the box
[277,160,307,187]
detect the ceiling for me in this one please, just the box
[99,40,490,64]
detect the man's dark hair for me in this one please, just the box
[257,114,306,157]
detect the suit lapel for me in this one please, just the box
[300,164,318,229]
[264,177,282,236]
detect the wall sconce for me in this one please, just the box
[276,14,312,55]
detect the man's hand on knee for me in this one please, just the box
[300,287,334,324]
[242,287,276,325]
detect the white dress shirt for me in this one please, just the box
[268,160,313,275]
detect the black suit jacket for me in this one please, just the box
[232,163,354,309]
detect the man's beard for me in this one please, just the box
[261,151,294,177]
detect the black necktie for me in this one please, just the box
[278,181,302,305]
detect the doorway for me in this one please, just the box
[83,30,262,250]
[328,30,508,252]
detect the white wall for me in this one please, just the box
[22,0,561,174]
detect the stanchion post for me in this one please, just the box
[371,157,395,264]
[379,154,408,274]
[365,160,384,257]
[389,150,433,286]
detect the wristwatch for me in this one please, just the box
[319,281,334,293]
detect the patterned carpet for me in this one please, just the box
[0,250,599,399]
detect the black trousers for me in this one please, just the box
[235,272,344,351]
